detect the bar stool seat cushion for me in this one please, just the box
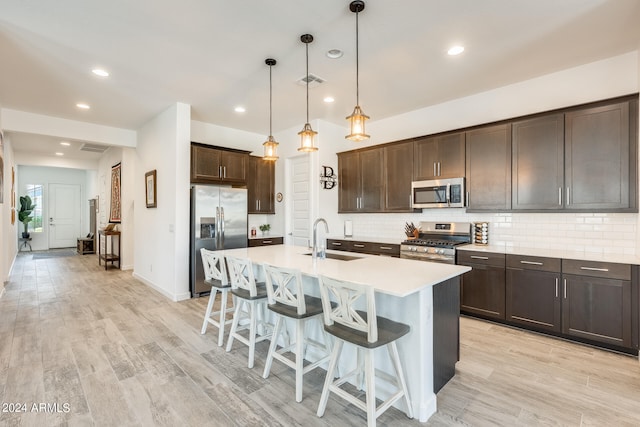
[231,282,268,300]
[268,295,324,319]
[204,277,231,289]
[324,310,410,349]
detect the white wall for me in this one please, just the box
[16,165,90,251]
[133,103,191,301]
[1,132,18,283]
[314,52,640,257]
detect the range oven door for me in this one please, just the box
[411,178,465,209]
[400,251,455,264]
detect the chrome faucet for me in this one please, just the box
[312,218,329,259]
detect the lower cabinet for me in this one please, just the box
[506,255,561,332]
[458,251,639,353]
[562,259,633,348]
[248,237,283,247]
[326,239,400,258]
[457,251,506,320]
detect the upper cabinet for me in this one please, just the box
[466,124,512,211]
[247,156,275,214]
[384,142,414,211]
[512,114,564,210]
[565,101,636,211]
[191,143,248,184]
[414,132,465,180]
[338,148,384,213]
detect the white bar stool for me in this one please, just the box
[261,263,331,402]
[225,255,273,369]
[316,275,413,427]
[200,249,235,347]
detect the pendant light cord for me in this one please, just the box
[355,8,360,106]
[269,64,273,135]
[306,41,310,124]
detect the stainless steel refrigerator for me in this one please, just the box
[190,185,248,297]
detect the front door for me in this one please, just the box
[49,183,81,248]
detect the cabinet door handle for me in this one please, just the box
[580,266,609,272]
[470,255,489,260]
[558,187,562,206]
[555,277,558,298]
[223,166,227,178]
[466,191,470,207]
[354,244,365,248]
[520,260,543,266]
[438,162,441,176]
[433,162,437,177]
[219,166,222,178]
[379,246,393,250]
[563,278,567,299]
[262,240,272,244]
[566,186,570,205]
[331,242,342,246]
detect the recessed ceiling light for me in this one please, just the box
[326,49,343,59]
[234,106,246,113]
[447,45,465,56]
[76,103,90,109]
[324,96,335,103]
[55,152,64,156]
[60,141,71,146]
[92,68,109,77]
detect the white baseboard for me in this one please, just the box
[132,272,191,302]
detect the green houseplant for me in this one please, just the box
[18,195,36,238]
[259,224,271,236]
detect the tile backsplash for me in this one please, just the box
[339,210,639,256]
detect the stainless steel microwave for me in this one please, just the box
[411,177,466,208]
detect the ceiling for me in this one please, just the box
[1,0,640,159]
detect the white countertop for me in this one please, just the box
[220,245,470,298]
[458,243,640,265]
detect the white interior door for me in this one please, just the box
[287,156,311,247]
[49,183,81,248]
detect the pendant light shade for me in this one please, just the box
[346,0,370,141]
[298,34,318,152]
[262,58,279,161]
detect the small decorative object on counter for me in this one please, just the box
[473,222,489,245]
[251,226,256,237]
[259,224,271,236]
[404,222,420,239]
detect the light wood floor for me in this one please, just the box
[1,252,639,427]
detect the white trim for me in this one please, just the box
[132,272,191,302]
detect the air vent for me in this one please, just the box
[296,73,325,88]
[80,143,109,153]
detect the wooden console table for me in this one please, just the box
[98,230,121,270]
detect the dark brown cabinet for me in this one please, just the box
[384,142,414,211]
[248,237,283,247]
[247,156,275,214]
[506,254,562,332]
[414,132,465,180]
[457,251,506,320]
[465,124,512,211]
[562,259,633,348]
[565,101,635,211]
[338,148,384,213]
[326,238,400,258]
[511,114,564,210]
[190,143,248,184]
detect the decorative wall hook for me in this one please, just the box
[320,166,338,189]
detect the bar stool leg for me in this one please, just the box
[317,340,343,417]
[248,301,258,369]
[263,316,283,379]
[226,300,244,352]
[295,319,305,402]
[388,341,413,418]
[201,289,218,335]
[217,289,228,347]
[365,350,376,427]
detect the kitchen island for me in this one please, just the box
[219,244,471,422]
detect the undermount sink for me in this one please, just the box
[303,252,362,261]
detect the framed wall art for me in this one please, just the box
[145,169,157,208]
[109,162,122,223]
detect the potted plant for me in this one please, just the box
[18,195,36,238]
[259,224,271,236]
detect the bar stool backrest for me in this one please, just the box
[263,264,306,315]
[226,255,259,297]
[318,275,378,343]
[200,248,228,287]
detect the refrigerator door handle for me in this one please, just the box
[215,207,220,247]
[220,207,225,248]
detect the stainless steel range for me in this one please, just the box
[400,221,472,264]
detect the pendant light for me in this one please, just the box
[262,58,279,161]
[345,0,370,142]
[298,34,318,152]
